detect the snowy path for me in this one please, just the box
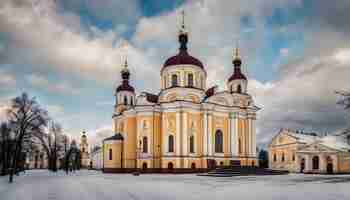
[1,170,350,200]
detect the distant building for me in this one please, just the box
[80,132,90,168]
[90,146,102,170]
[268,129,350,174]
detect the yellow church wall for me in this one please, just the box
[338,153,350,172]
[103,142,123,169]
[123,116,137,168]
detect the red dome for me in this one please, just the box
[163,51,204,69]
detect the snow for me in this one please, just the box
[1,170,350,200]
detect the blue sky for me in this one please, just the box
[0,0,349,146]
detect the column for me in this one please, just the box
[176,112,181,156]
[251,119,256,157]
[208,114,213,156]
[235,117,239,155]
[182,112,188,156]
[230,113,236,156]
[203,112,208,156]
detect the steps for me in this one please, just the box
[198,167,289,177]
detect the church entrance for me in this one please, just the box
[207,159,216,169]
[326,157,333,174]
[300,158,305,173]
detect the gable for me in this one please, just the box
[270,132,298,146]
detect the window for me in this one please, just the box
[215,130,223,153]
[347,135,350,145]
[273,154,277,162]
[312,156,319,170]
[168,135,174,152]
[171,74,178,87]
[188,73,194,87]
[142,136,148,153]
[82,148,85,153]
[191,163,196,169]
[238,139,242,154]
[124,96,128,105]
[130,97,133,105]
[168,162,174,170]
[109,149,112,160]
[292,154,295,161]
[189,135,194,153]
[281,153,285,162]
[237,85,242,93]
[164,76,167,88]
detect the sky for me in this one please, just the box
[0,0,349,148]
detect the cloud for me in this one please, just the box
[26,74,80,95]
[0,69,16,88]
[87,125,113,147]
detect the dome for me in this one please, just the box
[228,69,247,82]
[116,82,135,93]
[163,51,204,69]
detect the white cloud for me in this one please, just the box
[0,69,16,88]
[26,74,80,95]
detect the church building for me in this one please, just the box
[102,14,260,173]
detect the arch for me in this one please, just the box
[168,162,174,170]
[312,156,319,170]
[215,130,223,153]
[300,158,305,173]
[191,162,196,169]
[168,135,174,152]
[109,149,113,160]
[326,156,333,174]
[124,96,128,105]
[188,73,194,87]
[171,74,178,87]
[142,136,148,153]
[189,135,195,153]
[142,162,148,170]
[237,84,242,93]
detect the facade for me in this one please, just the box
[269,129,350,174]
[103,15,260,173]
[80,132,90,168]
[90,146,102,170]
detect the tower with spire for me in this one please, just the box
[227,44,248,94]
[115,57,135,114]
[80,131,90,168]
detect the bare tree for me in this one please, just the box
[33,121,65,172]
[0,122,13,175]
[6,93,49,183]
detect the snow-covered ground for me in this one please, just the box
[1,170,350,200]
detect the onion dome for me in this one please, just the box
[103,133,124,141]
[82,131,87,138]
[228,47,247,82]
[116,60,135,93]
[162,11,204,70]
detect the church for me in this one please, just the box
[102,14,260,173]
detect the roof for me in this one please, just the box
[103,133,124,141]
[228,67,247,82]
[163,50,204,69]
[285,131,319,144]
[319,135,350,152]
[144,92,158,103]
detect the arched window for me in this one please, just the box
[142,136,148,153]
[230,85,233,93]
[312,156,319,170]
[238,139,242,154]
[188,73,194,87]
[168,135,174,152]
[215,130,223,153]
[82,148,85,153]
[273,154,277,162]
[237,85,242,93]
[142,162,148,170]
[292,154,295,161]
[130,97,133,105]
[191,163,196,169]
[124,96,128,105]
[109,149,112,160]
[171,74,178,87]
[168,162,174,170]
[281,153,285,162]
[189,135,194,153]
[347,135,350,145]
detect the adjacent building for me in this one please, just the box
[269,129,350,174]
[90,146,102,170]
[102,14,260,173]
